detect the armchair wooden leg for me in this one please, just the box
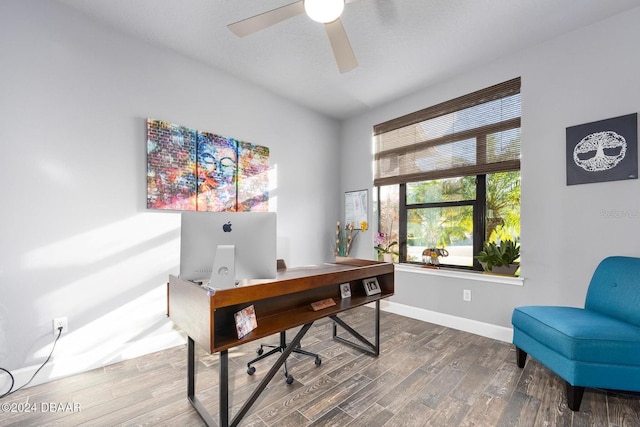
[515,346,527,368]
[566,382,585,411]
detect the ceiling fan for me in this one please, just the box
[228,0,359,73]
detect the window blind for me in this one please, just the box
[374,78,521,186]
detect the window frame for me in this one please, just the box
[394,174,486,270]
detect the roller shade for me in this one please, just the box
[374,78,521,186]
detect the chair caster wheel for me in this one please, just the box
[315,357,321,366]
[256,347,263,355]
[247,366,256,375]
[285,374,294,384]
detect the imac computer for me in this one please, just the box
[179,211,277,290]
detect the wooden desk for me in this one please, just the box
[168,257,394,427]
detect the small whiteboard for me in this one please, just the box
[345,190,367,229]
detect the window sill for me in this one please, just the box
[394,263,524,286]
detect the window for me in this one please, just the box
[374,78,521,269]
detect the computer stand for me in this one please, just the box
[246,330,321,384]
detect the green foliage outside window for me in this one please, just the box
[380,170,520,268]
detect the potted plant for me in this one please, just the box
[475,239,520,275]
[335,221,368,257]
[374,232,398,262]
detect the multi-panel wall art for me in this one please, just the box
[146,119,269,211]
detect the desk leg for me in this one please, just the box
[188,337,195,397]
[331,300,381,356]
[187,336,217,427]
[220,350,229,427]
[187,325,314,427]
[375,299,380,354]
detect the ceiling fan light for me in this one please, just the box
[304,0,344,24]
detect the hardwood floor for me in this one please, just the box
[2,307,639,426]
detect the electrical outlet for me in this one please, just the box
[463,289,472,302]
[53,317,68,335]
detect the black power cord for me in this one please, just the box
[0,327,63,400]
[0,367,14,400]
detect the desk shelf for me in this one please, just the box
[213,293,387,352]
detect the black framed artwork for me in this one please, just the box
[566,113,638,185]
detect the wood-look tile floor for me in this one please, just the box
[2,307,639,426]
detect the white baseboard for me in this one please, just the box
[1,330,185,393]
[377,300,514,343]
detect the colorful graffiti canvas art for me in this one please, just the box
[146,119,269,211]
[196,131,238,212]
[146,120,197,210]
[238,142,270,212]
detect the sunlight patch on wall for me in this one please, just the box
[41,286,183,377]
[33,238,178,319]
[21,213,179,270]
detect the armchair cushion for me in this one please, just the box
[512,306,640,366]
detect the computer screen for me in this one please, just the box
[179,211,277,289]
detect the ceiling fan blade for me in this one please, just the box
[324,18,358,73]
[228,1,305,37]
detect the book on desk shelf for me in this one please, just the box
[234,305,258,339]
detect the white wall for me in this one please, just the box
[0,0,340,387]
[342,7,640,337]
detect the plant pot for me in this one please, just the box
[382,253,393,262]
[481,262,519,276]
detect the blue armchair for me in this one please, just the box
[512,256,640,411]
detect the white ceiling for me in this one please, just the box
[56,0,640,120]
